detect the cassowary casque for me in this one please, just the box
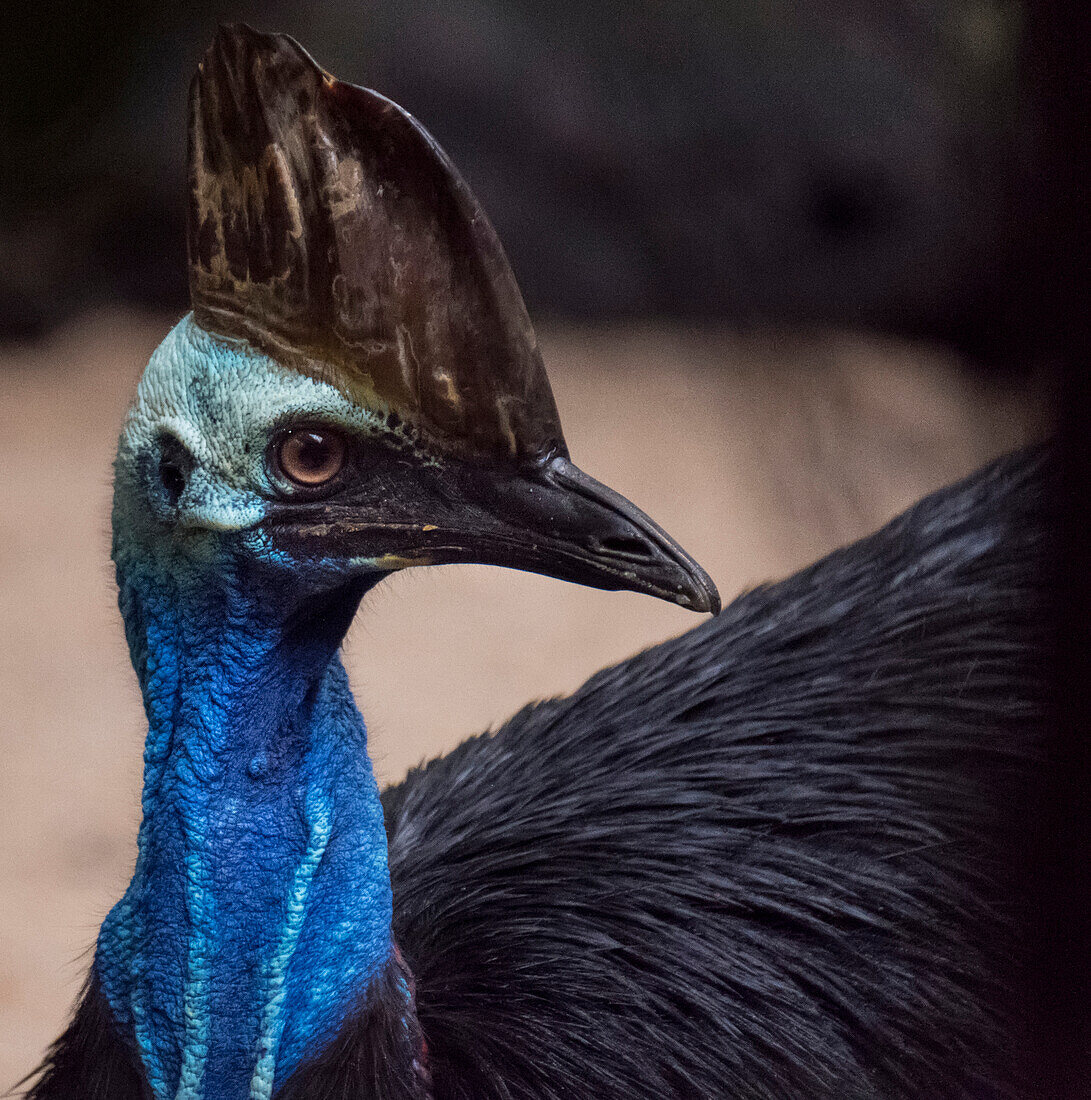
[26,24,1049,1100]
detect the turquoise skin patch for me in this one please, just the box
[114,313,400,538]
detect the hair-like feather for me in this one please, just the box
[276,948,432,1100]
[22,976,150,1100]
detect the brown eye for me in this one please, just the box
[274,427,346,487]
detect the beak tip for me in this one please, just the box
[681,577,721,616]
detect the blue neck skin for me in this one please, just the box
[96,541,394,1099]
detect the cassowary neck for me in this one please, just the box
[96,549,395,1099]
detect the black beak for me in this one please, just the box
[265,454,720,614]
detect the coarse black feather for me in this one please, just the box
[373,444,1053,1100]
[22,974,149,1100]
[276,949,432,1100]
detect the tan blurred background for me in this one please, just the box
[0,311,1045,1084]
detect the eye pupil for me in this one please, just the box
[276,427,346,487]
[294,434,329,471]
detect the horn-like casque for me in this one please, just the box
[188,24,564,463]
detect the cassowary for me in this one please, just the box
[26,25,1050,1100]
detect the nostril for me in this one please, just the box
[593,535,655,561]
[157,434,193,508]
[159,460,186,505]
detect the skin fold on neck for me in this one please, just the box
[96,542,394,1100]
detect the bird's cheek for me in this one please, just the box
[176,475,266,533]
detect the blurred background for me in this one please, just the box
[0,0,1068,1086]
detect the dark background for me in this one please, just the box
[1,0,1052,371]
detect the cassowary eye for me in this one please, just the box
[273,427,347,489]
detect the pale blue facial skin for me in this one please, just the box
[98,315,412,1099]
[114,312,417,544]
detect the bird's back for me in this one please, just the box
[377,445,1052,1099]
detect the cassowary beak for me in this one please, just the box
[468,456,720,613]
[191,24,719,613]
[266,452,721,614]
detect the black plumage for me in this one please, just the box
[21,977,150,1100]
[28,444,1052,1098]
[375,444,1050,1100]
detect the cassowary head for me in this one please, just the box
[115,23,718,616]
